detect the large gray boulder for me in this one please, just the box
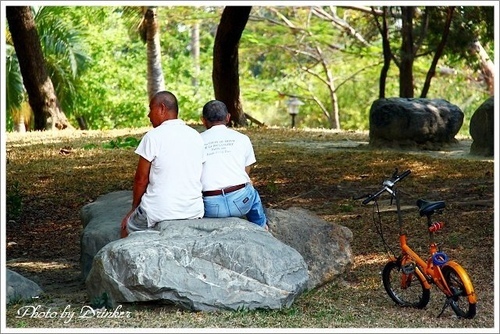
[86,220,308,311]
[81,191,353,310]
[266,207,352,290]
[80,190,131,280]
[469,96,494,156]
[6,269,43,304]
[369,97,464,149]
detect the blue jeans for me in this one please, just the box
[203,183,267,227]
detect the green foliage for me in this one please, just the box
[4,5,493,133]
[6,180,23,221]
[264,178,278,194]
[339,203,354,213]
[34,6,92,112]
[5,5,92,131]
[75,7,149,130]
[84,136,140,149]
[102,136,140,149]
[14,320,28,328]
[74,6,218,129]
[436,6,494,68]
[240,6,492,132]
[176,83,215,120]
[5,44,24,114]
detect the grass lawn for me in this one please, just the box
[4,126,496,331]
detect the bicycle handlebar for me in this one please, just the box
[354,169,411,205]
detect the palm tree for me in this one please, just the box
[34,6,91,114]
[141,6,166,100]
[6,6,90,131]
[122,6,165,101]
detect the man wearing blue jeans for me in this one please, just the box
[200,100,268,230]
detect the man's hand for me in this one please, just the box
[121,212,132,238]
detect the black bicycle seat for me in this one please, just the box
[416,199,446,216]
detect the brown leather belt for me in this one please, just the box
[202,183,246,197]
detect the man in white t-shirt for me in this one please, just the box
[120,91,205,238]
[200,100,268,230]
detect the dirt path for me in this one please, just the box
[283,137,492,162]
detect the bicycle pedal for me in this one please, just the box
[401,263,415,274]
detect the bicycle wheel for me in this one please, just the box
[441,265,476,319]
[382,260,430,309]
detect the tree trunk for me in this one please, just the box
[191,21,200,89]
[315,46,340,130]
[142,7,165,101]
[6,6,72,131]
[213,6,251,127]
[374,7,391,99]
[421,7,454,98]
[399,6,415,98]
[469,40,495,96]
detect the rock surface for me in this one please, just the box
[80,190,131,280]
[266,207,353,290]
[81,191,354,311]
[369,97,464,148]
[86,219,308,311]
[6,269,44,304]
[469,96,494,157]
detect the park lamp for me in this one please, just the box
[286,96,304,128]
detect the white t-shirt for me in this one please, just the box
[136,119,206,225]
[200,125,255,191]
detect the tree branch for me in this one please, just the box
[311,6,370,46]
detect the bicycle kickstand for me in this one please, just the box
[437,297,453,318]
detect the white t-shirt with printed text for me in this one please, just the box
[200,125,255,191]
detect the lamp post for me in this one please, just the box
[286,97,304,128]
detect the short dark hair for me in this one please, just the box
[152,91,178,114]
[202,100,228,122]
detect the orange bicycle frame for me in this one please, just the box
[397,231,477,304]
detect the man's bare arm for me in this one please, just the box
[132,156,151,209]
[121,156,151,238]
